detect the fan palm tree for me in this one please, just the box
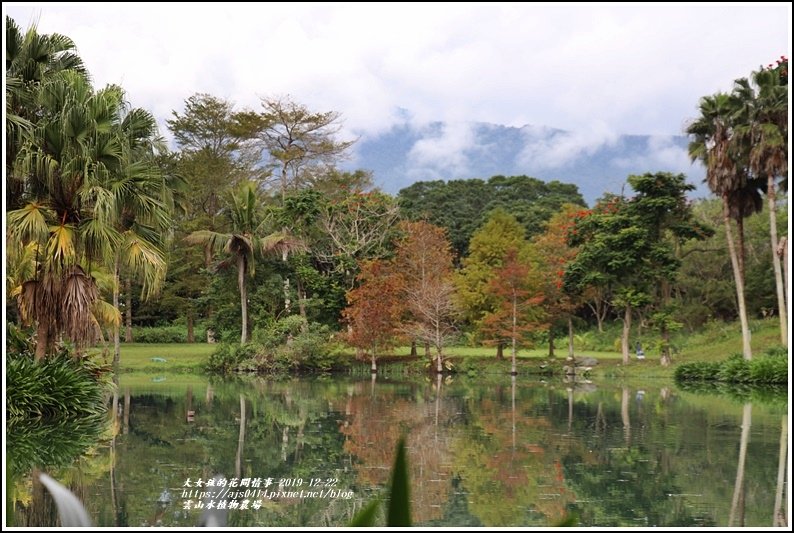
[687,93,753,359]
[7,64,172,359]
[733,61,788,346]
[6,16,87,210]
[186,182,305,345]
[108,107,175,364]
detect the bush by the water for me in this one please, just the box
[207,316,348,374]
[7,352,111,420]
[674,347,788,385]
[7,325,112,419]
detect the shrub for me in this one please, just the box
[748,355,788,384]
[206,343,260,373]
[673,361,721,381]
[675,350,787,386]
[7,353,111,420]
[208,317,348,374]
[716,355,751,382]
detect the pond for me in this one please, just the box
[8,373,788,527]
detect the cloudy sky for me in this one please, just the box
[6,3,791,191]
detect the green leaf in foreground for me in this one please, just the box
[386,437,411,527]
[349,499,380,527]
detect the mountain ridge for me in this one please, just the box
[343,121,706,205]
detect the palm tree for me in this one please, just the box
[186,182,304,345]
[733,61,788,346]
[7,58,172,359]
[109,108,174,365]
[687,93,753,359]
[6,16,87,210]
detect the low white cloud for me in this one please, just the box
[613,136,693,174]
[406,122,478,178]
[517,122,620,169]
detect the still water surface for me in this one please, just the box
[10,373,788,527]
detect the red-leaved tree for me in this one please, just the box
[480,248,544,374]
[342,259,405,372]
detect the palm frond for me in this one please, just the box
[120,230,166,299]
[7,203,53,245]
[91,298,121,329]
[47,224,77,268]
[80,217,122,266]
[185,230,232,254]
[60,266,100,349]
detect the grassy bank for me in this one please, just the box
[90,343,216,372]
[101,318,784,380]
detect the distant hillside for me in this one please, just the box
[344,121,707,205]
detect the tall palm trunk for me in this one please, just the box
[237,255,248,345]
[235,395,246,479]
[778,236,788,302]
[723,196,753,359]
[124,277,133,342]
[766,176,787,346]
[736,216,746,282]
[729,403,752,526]
[567,316,575,358]
[621,387,630,446]
[113,256,121,367]
[773,415,787,527]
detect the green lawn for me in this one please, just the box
[90,343,216,372]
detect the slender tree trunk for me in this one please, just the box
[567,387,573,433]
[123,388,130,435]
[238,256,248,345]
[113,256,121,367]
[723,197,753,360]
[660,323,671,366]
[511,375,517,450]
[659,279,670,364]
[283,277,291,315]
[778,236,788,305]
[773,415,788,527]
[548,328,555,358]
[236,395,246,479]
[424,341,430,359]
[296,277,307,327]
[766,177,787,347]
[621,387,630,446]
[124,277,133,343]
[729,403,752,527]
[496,342,504,360]
[371,349,377,373]
[621,304,631,364]
[511,294,518,375]
[434,373,442,431]
[736,215,746,282]
[567,316,575,358]
[587,296,607,332]
[410,341,417,357]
